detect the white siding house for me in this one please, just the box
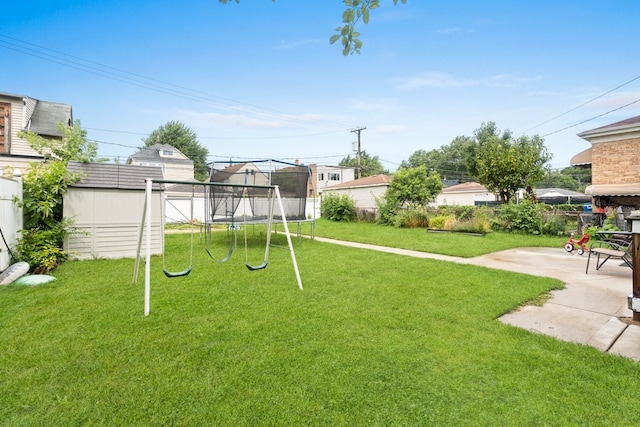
[0,91,73,170]
[127,144,194,182]
[63,162,164,260]
[309,164,355,196]
[434,182,495,206]
[322,174,392,213]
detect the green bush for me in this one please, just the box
[428,215,456,230]
[437,205,476,222]
[495,199,545,234]
[16,221,72,274]
[393,208,430,228]
[321,193,356,222]
[375,195,399,226]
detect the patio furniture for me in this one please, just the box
[585,238,633,273]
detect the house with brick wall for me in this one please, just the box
[572,115,640,221]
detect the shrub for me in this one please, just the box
[16,220,74,273]
[321,193,356,222]
[540,211,568,236]
[428,215,456,230]
[375,195,399,226]
[393,208,430,228]
[437,205,476,222]
[495,199,544,234]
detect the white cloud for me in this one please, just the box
[274,38,322,50]
[393,71,542,91]
[436,26,473,35]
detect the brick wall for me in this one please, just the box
[592,138,640,184]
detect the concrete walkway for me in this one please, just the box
[314,237,640,361]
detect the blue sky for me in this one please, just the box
[4,1,640,173]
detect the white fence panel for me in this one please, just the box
[0,172,23,271]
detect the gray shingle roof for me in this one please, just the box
[128,144,193,164]
[68,161,164,190]
[29,101,73,137]
[0,92,73,137]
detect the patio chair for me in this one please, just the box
[585,238,633,273]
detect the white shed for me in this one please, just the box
[63,162,164,260]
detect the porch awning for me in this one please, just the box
[584,183,640,196]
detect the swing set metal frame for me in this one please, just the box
[133,178,303,316]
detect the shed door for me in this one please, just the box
[0,103,9,153]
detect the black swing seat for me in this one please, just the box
[245,261,268,271]
[205,245,234,263]
[163,266,193,278]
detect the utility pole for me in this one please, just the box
[350,126,366,179]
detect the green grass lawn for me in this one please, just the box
[2,227,639,425]
[304,219,569,257]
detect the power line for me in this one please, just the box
[0,34,356,130]
[541,97,640,137]
[523,73,640,133]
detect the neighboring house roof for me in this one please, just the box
[68,161,164,190]
[570,147,592,167]
[324,174,392,190]
[442,181,488,194]
[28,101,73,137]
[0,91,73,137]
[127,144,193,164]
[578,115,640,138]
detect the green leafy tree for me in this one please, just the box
[472,123,552,202]
[535,166,591,192]
[386,165,443,209]
[142,121,209,181]
[219,0,407,55]
[16,120,98,272]
[339,151,387,177]
[465,122,512,179]
[376,165,442,225]
[401,136,475,182]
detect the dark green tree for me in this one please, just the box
[339,151,387,177]
[142,121,209,181]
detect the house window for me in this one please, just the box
[329,173,340,181]
[0,103,10,154]
[140,162,166,175]
[318,173,325,181]
[161,149,174,157]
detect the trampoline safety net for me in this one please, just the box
[207,160,310,222]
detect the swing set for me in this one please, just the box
[133,178,303,316]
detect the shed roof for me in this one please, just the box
[68,161,164,190]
